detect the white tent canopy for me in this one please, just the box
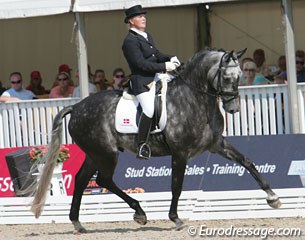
[0,0,299,133]
[0,0,71,19]
[0,0,238,19]
[73,0,237,12]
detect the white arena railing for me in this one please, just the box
[0,98,80,148]
[1,84,305,148]
[221,84,290,136]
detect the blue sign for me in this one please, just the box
[107,134,305,192]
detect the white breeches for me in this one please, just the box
[136,82,156,118]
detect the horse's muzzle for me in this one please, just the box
[222,96,240,114]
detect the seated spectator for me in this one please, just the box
[278,50,305,83]
[26,71,48,95]
[58,64,72,78]
[107,68,125,90]
[72,70,97,97]
[0,81,6,95]
[52,64,74,87]
[0,96,20,102]
[273,55,287,84]
[277,55,286,75]
[241,57,254,71]
[49,72,74,98]
[253,49,271,78]
[1,72,36,100]
[93,69,108,91]
[239,61,268,86]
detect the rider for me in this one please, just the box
[122,5,181,160]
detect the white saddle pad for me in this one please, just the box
[115,74,169,134]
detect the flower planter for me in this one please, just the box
[5,148,37,196]
[36,163,66,196]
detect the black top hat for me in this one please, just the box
[124,5,146,23]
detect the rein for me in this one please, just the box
[176,50,240,104]
[207,52,240,104]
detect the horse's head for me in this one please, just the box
[207,48,246,114]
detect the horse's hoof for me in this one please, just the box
[267,198,281,209]
[175,219,186,231]
[133,213,147,225]
[73,229,87,235]
[72,220,87,234]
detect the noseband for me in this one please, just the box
[208,52,240,104]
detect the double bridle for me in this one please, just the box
[207,52,240,104]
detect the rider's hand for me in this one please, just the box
[165,62,177,72]
[170,56,181,67]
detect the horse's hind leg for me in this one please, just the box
[96,161,147,225]
[215,137,281,208]
[69,156,97,234]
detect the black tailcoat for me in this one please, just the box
[122,30,173,95]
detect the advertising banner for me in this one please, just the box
[0,134,304,197]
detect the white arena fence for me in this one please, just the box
[1,84,305,148]
[1,85,305,224]
[0,98,80,148]
[0,189,304,224]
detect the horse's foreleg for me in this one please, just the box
[216,138,281,208]
[98,175,147,225]
[69,157,96,234]
[169,155,187,230]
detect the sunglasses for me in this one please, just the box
[244,69,255,72]
[296,61,304,65]
[115,75,124,78]
[11,80,22,84]
[58,77,68,81]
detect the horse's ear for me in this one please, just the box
[224,51,234,63]
[236,48,247,59]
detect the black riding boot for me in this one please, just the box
[137,113,152,160]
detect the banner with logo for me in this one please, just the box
[0,134,304,197]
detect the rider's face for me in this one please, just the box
[129,14,146,31]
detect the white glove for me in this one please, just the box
[170,56,181,67]
[165,62,177,72]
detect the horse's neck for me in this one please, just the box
[168,76,210,107]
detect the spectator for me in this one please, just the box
[93,69,108,91]
[72,70,97,97]
[278,50,305,83]
[107,68,125,90]
[1,72,36,100]
[273,55,287,84]
[52,64,74,87]
[240,57,254,71]
[49,72,74,98]
[58,64,72,77]
[0,81,6,95]
[277,55,286,75]
[26,71,48,95]
[0,96,20,102]
[253,49,270,77]
[239,61,268,86]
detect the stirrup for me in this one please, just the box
[137,143,151,160]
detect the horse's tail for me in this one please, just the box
[29,105,73,218]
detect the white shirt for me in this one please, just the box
[131,27,148,40]
[72,83,97,97]
[1,88,36,100]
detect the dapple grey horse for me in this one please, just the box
[27,48,281,233]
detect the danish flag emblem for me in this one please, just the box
[123,118,130,125]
